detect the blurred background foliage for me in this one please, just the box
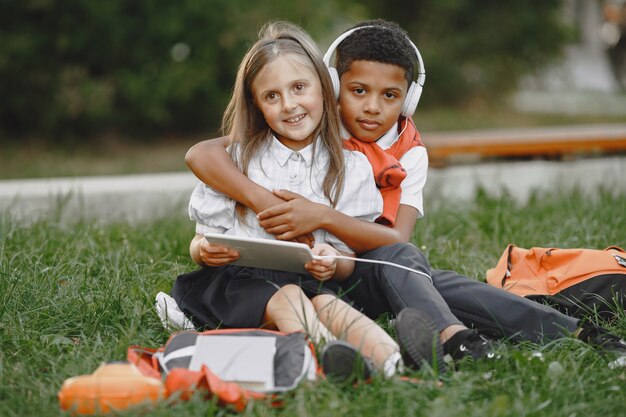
[0,0,572,143]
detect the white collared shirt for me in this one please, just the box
[189,135,382,254]
[340,122,428,217]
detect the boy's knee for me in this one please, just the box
[367,242,429,267]
[394,242,426,258]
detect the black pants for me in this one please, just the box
[338,243,579,343]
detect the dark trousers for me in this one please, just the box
[338,243,579,343]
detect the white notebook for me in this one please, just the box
[188,335,276,392]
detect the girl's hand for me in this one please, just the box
[257,190,326,242]
[305,244,338,281]
[199,240,240,266]
[291,233,316,248]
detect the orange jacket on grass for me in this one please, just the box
[343,117,424,226]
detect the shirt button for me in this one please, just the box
[291,153,299,160]
[289,173,297,179]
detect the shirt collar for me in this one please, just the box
[268,135,317,167]
[372,122,400,150]
[340,122,400,150]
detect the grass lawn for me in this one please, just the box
[1,188,625,417]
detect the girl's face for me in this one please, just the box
[252,54,323,150]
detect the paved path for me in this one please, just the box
[0,172,195,224]
[1,156,625,225]
[426,156,626,203]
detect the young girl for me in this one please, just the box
[171,21,421,379]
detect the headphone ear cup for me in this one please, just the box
[328,66,340,99]
[401,81,422,117]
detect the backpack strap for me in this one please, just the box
[166,366,268,412]
[127,346,163,379]
[486,244,516,288]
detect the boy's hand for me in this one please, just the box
[305,244,338,281]
[199,240,239,266]
[257,190,325,241]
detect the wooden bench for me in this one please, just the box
[422,123,626,167]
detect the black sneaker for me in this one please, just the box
[394,308,446,373]
[320,340,375,383]
[577,323,626,369]
[443,329,497,362]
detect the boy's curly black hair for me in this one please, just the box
[334,19,417,86]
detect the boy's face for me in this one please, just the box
[337,60,408,143]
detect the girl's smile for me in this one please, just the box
[252,54,323,150]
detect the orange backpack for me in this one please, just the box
[486,244,626,320]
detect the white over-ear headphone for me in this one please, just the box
[323,25,426,117]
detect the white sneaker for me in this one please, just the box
[609,355,626,369]
[155,292,195,331]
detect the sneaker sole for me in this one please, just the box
[395,308,446,373]
[321,341,373,383]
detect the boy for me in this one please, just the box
[184,20,626,367]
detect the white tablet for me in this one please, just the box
[203,232,315,274]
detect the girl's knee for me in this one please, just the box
[311,295,356,324]
[277,284,306,299]
[311,294,343,310]
[267,285,307,311]
[265,285,313,329]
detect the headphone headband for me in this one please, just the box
[323,25,425,117]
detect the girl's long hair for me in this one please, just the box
[221,21,345,208]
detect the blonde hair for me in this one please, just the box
[221,21,345,208]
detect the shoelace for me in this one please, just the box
[598,335,626,351]
[579,325,626,351]
[458,332,495,360]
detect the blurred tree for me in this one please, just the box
[338,0,573,107]
[0,0,343,141]
[0,0,572,142]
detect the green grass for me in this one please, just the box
[0,136,200,180]
[1,189,626,417]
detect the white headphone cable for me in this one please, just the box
[314,254,433,284]
[395,118,409,142]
